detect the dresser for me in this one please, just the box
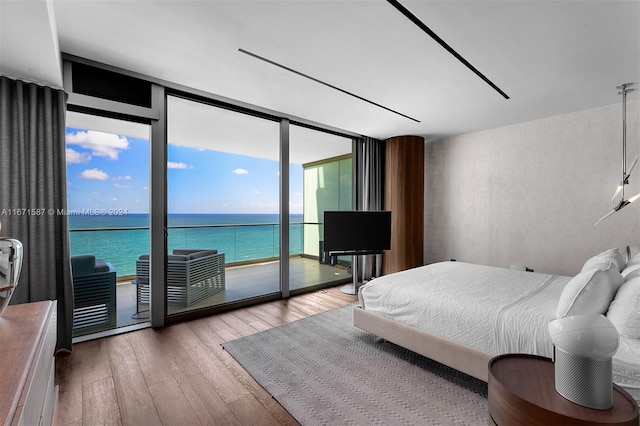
[0,301,58,426]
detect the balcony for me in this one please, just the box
[71,221,352,335]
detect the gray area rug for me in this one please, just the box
[223,304,488,425]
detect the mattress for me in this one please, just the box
[358,261,640,402]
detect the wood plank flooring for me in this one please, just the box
[56,286,358,425]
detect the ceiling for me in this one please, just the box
[1,0,639,142]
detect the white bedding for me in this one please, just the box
[358,261,640,402]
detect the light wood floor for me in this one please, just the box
[56,285,358,425]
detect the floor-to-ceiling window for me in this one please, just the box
[289,124,353,292]
[65,112,151,337]
[164,96,281,315]
[64,59,361,335]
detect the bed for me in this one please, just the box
[354,254,640,404]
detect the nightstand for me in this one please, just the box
[488,354,638,426]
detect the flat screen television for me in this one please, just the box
[323,210,391,255]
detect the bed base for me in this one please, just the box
[353,306,492,382]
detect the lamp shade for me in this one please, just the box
[548,314,619,360]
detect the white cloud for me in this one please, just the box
[80,168,109,180]
[111,198,118,201]
[116,175,132,180]
[143,186,149,190]
[254,190,261,194]
[113,183,132,188]
[234,168,249,175]
[66,148,91,164]
[66,130,129,160]
[168,161,192,169]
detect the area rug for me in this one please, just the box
[222,304,488,425]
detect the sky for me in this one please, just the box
[65,128,304,214]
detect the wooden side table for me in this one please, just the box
[488,354,639,426]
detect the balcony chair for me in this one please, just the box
[136,249,225,307]
[71,255,117,336]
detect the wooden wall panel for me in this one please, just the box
[383,135,424,274]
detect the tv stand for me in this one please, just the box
[328,250,383,295]
[340,254,361,295]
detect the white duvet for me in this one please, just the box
[358,261,640,402]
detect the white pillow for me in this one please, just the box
[607,277,640,338]
[624,268,640,281]
[557,262,624,318]
[581,248,626,273]
[627,244,640,263]
[621,252,640,279]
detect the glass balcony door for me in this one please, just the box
[165,96,281,316]
[65,112,151,338]
[289,124,354,293]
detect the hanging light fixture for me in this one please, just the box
[595,83,640,225]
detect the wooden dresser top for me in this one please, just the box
[0,301,54,425]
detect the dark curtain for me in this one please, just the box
[0,76,73,352]
[355,136,385,280]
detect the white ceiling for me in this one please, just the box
[1,0,639,143]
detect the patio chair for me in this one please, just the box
[136,249,225,307]
[71,255,117,336]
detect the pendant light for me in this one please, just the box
[594,83,640,225]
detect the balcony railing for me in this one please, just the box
[69,222,315,278]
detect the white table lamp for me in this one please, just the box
[548,314,620,409]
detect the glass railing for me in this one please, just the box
[69,222,314,278]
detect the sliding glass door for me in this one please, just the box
[165,96,281,315]
[68,97,357,330]
[289,124,354,292]
[65,112,151,337]
[62,59,363,336]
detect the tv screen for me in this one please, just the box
[323,211,391,254]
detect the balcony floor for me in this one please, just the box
[115,256,350,329]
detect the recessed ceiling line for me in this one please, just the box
[387,0,510,100]
[238,48,421,123]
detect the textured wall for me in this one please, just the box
[424,100,640,276]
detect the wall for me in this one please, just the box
[424,100,640,276]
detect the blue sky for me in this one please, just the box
[65,128,303,214]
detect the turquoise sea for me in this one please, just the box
[69,213,305,277]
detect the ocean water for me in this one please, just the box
[69,213,305,277]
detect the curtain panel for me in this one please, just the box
[0,76,73,352]
[356,136,385,280]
